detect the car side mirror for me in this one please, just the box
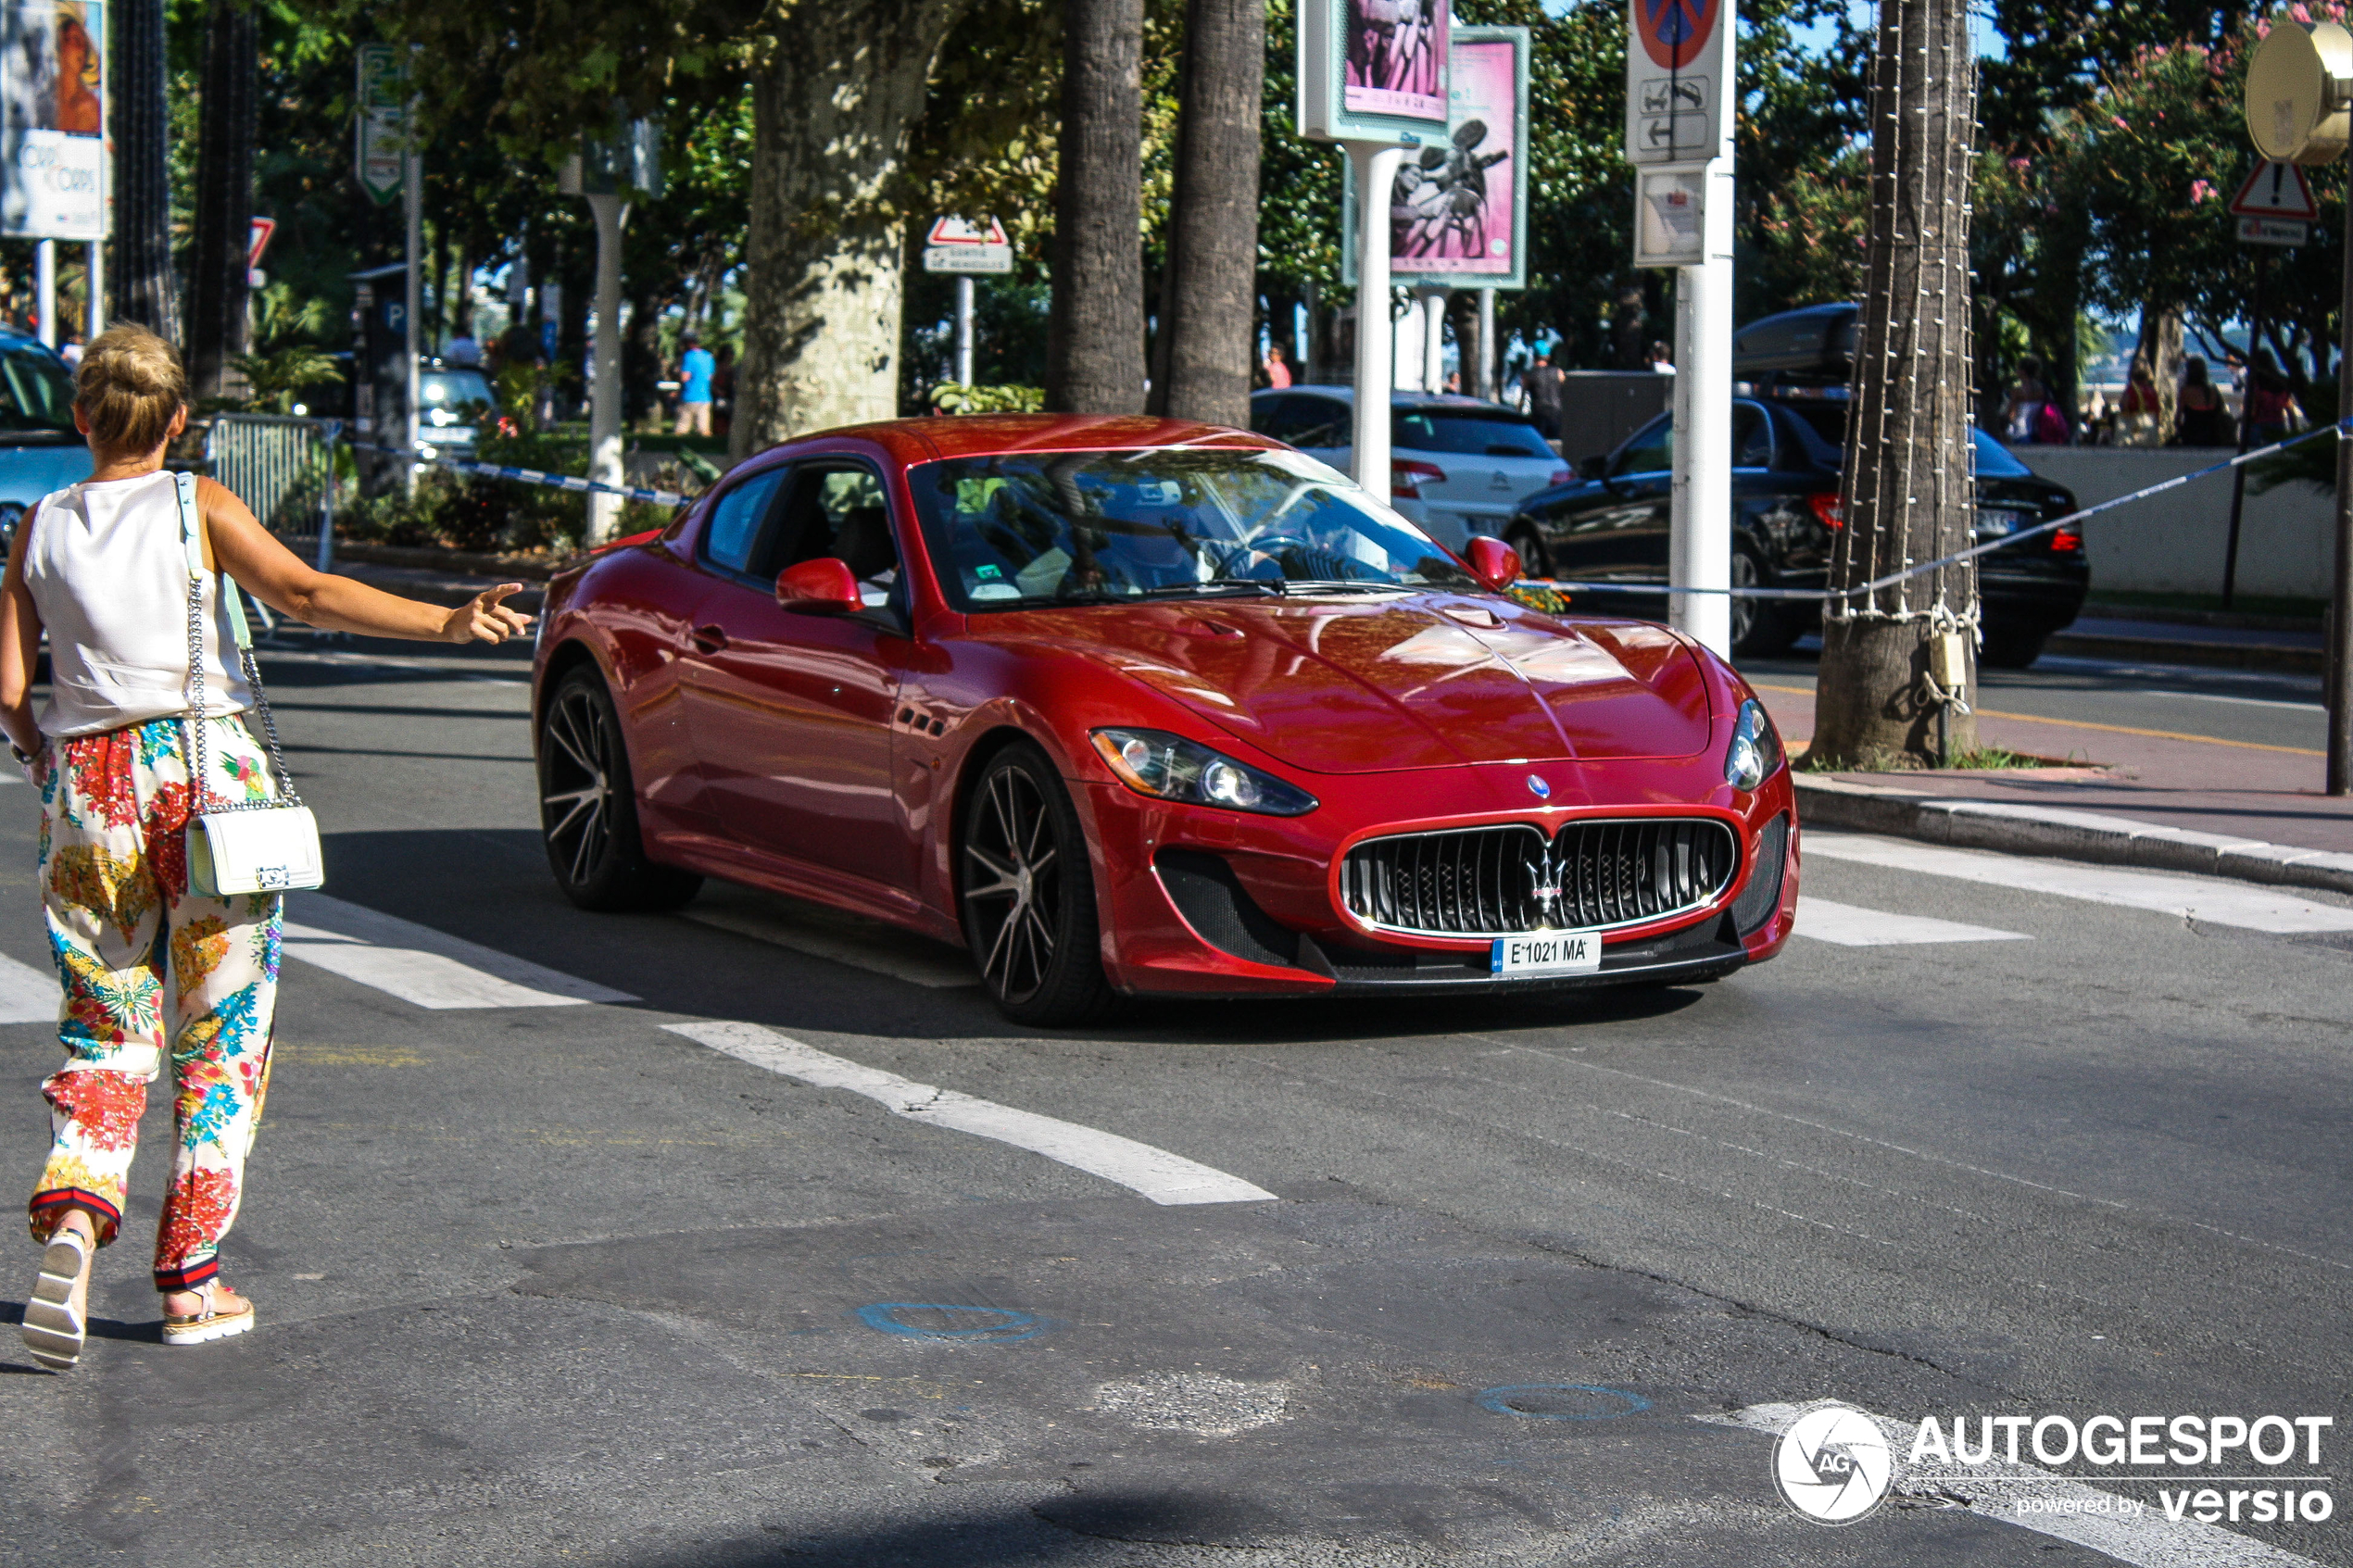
[775,558,862,614]
[1464,535,1523,593]
[1577,454,1606,480]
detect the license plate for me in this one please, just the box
[1491,929,1602,977]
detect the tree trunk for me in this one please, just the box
[110,0,177,342]
[731,0,969,460]
[1046,0,1146,415]
[1156,0,1264,426]
[2133,307,2183,442]
[1810,0,1978,767]
[185,0,258,399]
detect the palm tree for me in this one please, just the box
[1046,0,1147,414]
[1150,0,1265,427]
[109,0,176,341]
[1810,0,1981,767]
[187,0,258,401]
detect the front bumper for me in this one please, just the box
[1075,751,1800,1001]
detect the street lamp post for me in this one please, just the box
[563,117,661,546]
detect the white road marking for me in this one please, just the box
[683,905,977,989]
[283,893,635,1009]
[1796,895,2032,947]
[2129,689,2322,714]
[1805,832,2353,935]
[1702,1401,2323,1567]
[665,1020,1276,1206]
[0,951,57,1022]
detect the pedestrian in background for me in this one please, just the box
[58,336,83,370]
[1262,343,1292,390]
[1521,350,1566,441]
[2003,358,2051,444]
[1647,341,1673,374]
[2173,357,2231,447]
[2244,348,2296,445]
[6,326,532,1373]
[674,334,716,437]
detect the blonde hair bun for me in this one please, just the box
[76,324,188,454]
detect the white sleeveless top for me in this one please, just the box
[23,470,254,738]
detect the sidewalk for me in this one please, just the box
[2051,605,2324,672]
[1753,680,2353,896]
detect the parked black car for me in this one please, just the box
[1507,309,2089,665]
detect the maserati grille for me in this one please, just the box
[1340,818,1742,938]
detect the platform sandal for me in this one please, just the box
[21,1227,93,1372]
[160,1280,255,1347]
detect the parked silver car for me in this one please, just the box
[1249,386,1568,552]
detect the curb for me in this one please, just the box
[1793,774,2353,897]
[2044,631,2322,672]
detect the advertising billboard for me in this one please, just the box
[0,0,107,239]
[1340,27,1529,290]
[1298,0,1452,144]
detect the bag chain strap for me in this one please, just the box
[183,511,303,818]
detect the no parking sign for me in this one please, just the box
[1625,0,1730,166]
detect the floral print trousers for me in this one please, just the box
[25,716,283,1293]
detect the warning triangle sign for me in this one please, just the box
[2229,162,2320,220]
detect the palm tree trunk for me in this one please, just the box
[730,0,971,458]
[109,0,177,342]
[1046,0,1146,414]
[1155,0,1265,427]
[186,0,258,400]
[1809,0,1979,766]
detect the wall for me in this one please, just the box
[2016,446,2334,600]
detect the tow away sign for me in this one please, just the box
[922,216,1013,274]
[2231,160,2317,245]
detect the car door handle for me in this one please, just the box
[691,623,728,654]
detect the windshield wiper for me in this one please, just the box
[1281,579,1408,595]
[1151,580,1287,598]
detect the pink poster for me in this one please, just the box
[1390,38,1514,272]
[1343,0,1448,122]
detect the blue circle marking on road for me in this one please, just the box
[853,1303,1050,1342]
[1476,1384,1653,1421]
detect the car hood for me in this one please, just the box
[984,596,1715,772]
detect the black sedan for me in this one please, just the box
[1502,397,2089,666]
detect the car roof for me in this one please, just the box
[1252,383,1527,413]
[763,413,1284,467]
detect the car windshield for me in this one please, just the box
[0,346,76,433]
[1393,409,1554,458]
[422,369,494,411]
[907,447,1478,610]
[1781,404,2033,478]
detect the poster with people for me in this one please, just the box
[1341,27,1529,291]
[0,0,107,239]
[1344,0,1448,121]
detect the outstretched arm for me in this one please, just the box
[198,477,532,644]
[0,517,43,756]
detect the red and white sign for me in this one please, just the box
[2228,162,2319,220]
[246,216,277,270]
[922,215,1013,275]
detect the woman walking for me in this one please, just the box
[6,326,529,1370]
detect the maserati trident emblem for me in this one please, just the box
[1526,840,1564,915]
[1526,774,1551,799]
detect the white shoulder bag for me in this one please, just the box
[175,471,325,897]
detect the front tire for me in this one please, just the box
[1505,523,1552,578]
[1979,627,2048,669]
[539,666,702,912]
[1730,547,1799,659]
[960,743,1116,1028]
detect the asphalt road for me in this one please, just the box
[1,633,2347,1568]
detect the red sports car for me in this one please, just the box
[531,414,1798,1024]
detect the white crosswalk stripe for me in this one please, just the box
[283,893,635,1009]
[667,1020,1277,1206]
[1795,896,2032,947]
[0,950,57,1022]
[1805,833,2353,935]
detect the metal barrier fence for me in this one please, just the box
[206,414,342,571]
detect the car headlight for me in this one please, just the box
[1090,727,1318,816]
[1724,698,1781,792]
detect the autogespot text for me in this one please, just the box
[1906,1414,2336,1524]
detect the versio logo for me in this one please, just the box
[1775,1404,1895,1524]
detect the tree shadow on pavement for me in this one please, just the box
[621,1494,1227,1567]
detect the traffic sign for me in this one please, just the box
[246,217,277,270]
[1626,0,1730,167]
[355,44,408,207]
[2229,161,2319,220]
[922,216,1013,274]
[2245,19,2353,165]
[2239,217,2309,246]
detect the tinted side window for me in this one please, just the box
[1734,404,1773,468]
[1249,395,1299,438]
[1289,397,1350,447]
[1610,416,1672,476]
[701,468,787,573]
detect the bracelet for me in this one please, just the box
[9,744,32,766]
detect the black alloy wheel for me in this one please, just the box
[539,667,702,912]
[1730,547,1798,659]
[960,744,1115,1027]
[1504,523,1552,579]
